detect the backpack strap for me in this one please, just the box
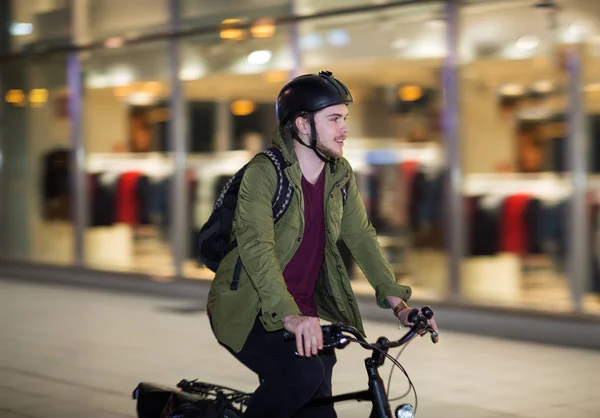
[260,147,294,223]
[228,147,293,291]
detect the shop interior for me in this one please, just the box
[8,0,600,314]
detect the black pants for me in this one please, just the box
[211,315,337,418]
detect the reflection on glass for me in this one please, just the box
[181,0,290,31]
[0,56,73,265]
[83,42,174,277]
[178,2,450,303]
[457,0,583,312]
[583,19,600,316]
[180,25,292,279]
[297,3,449,301]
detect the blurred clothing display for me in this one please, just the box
[464,192,600,294]
[465,194,566,258]
[88,171,162,228]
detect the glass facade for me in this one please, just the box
[1,0,599,317]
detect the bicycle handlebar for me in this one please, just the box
[283,306,438,351]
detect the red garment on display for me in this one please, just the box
[499,193,532,254]
[116,171,142,224]
[398,160,420,224]
[400,160,420,191]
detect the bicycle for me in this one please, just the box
[132,306,438,418]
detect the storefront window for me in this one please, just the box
[300,2,449,301]
[181,0,290,30]
[9,0,71,53]
[581,4,600,315]
[181,2,449,300]
[87,0,169,41]
[458,1,576,312]
[82,41,173,277]
[1,54,71,265]
[180,18,293,279]
[2,0,600,318]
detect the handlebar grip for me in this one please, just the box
[283,331,295,341]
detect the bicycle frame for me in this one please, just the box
[287,307,437,418]
[303,335,396,417]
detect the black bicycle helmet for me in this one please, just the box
[276,71,353,165]
[276,70,353,125]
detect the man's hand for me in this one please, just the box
[396,307,439,342]
[387,296,439,343]
[282,315,323,357]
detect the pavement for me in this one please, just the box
[0,279,599,418]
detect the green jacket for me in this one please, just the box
[207,128,412,353]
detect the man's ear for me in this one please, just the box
[294,115,310,136]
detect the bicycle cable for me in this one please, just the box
[387,338,414,402]
[345,338,419,415]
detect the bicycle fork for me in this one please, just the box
[366,358,393,418]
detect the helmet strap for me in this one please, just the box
[290,114,336,168]
[308,114,333,164]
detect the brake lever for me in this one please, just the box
[424,324,439,343]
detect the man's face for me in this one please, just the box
[313,104,350,159]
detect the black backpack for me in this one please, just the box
[197,146,294,273]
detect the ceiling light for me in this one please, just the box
[10,22,33,36]
[179,66,203,81]
[563,23,585,44]
[498,83,526,96]
[250,18,276,38]
[398,85,423,102]
[29,89,48,105]
[231,100,256,116]
[531,80,553,93]
[220,18,246,41]
[516,36,540,50]
[326,29,350,47]
[86,73,111,89]
[127,91,157,106]
[247,50,272,65]
[111,67,134,86]
[4,89,25,104]
[300,33,323,50]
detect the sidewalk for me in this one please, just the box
[0,280,599,418]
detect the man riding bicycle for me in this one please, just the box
[206,70,439,418]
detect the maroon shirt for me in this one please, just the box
[282,167,326,317]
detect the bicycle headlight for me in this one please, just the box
[395,403,415,418]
